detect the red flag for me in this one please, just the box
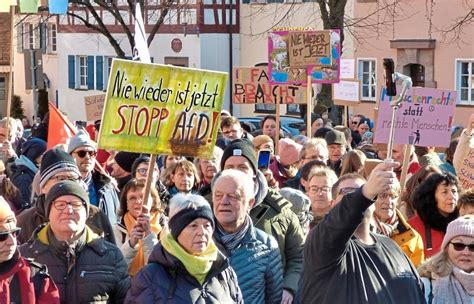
[47,102,76,149]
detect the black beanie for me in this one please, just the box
[40,149,81,189]
[114,152,141,173]
[220,139,257,174]
[45,180,90,217]
[168,205,215,240]
[22,137,47,162]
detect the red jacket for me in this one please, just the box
[0,254,60,304]
[408,215,444,259]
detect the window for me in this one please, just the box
[28,23,35,49]
[286,104,301,115]
[50,23,57,52]
[0,77,5,103]
[456,59,474,105]
[78,56,88,88]
[255,104,276,113]
[357,59,376,101]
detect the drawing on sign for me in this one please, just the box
[232,67,306,104]
[374,87,457,147]
[268,30,341,85]
[98,59,228,159]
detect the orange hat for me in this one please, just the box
[0,198,16,231]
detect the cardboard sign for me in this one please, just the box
[232,67,306,104]
[457,148,474,190]
[374,87,457,148]
[288,31,330,67]
[98,59,228,158]
[340,59,355,79]
[84,94,105,121]
[332,79,360,106]
[268,30,340,85]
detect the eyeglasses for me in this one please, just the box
[74,150,97,158]
[52,175,82,183]
[351,121,359,125]
[377,193,399,200]
[52,200,85,211]
[137,168,148,176]
[338,187,359,196]
[450,242,474,252]
[222,130,238,136]
[309,186,331,195]
[127,196,144,205]
[0,228,21,242]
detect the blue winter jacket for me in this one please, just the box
[215,224,283,304]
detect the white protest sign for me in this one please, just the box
[332,79,360,106]
[340,59,355,79]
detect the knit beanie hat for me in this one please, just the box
[114,152,141,173]
[441,215,474,250]
[252,135,273,150]
[168,204,215,240]
[22,137,47,162]
[325,130,347,145]
[67,129,97,154]
[40,149,81,190]
[278,138,302,166]
[314,127,333,139]
[45,180,90,218]
[0,198,16,230]
[220,139,257,174]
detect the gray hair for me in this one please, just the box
[212,169,254,202]
[168,193,211,219]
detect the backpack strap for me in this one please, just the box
[424,225,433,251]
[166,269,177,303]
[428,278,433,304]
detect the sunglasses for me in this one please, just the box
[338,187,359,196]
[351,121,359,125]
[75,150,97,158]
[450,242,474,252]
[0,228,21,242]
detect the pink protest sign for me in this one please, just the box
[374,87,457,148]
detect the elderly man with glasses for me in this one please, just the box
[0,197,60,303]
[298,163,425,304]
[20,181,130,303]
[17,149,116,244]
[68,130,119,228]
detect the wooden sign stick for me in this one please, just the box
[143,154,158,208]
[306,75,312,137]
[399,144,412,192]
[275,98,280,154]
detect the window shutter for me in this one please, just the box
[40,23,47,53]
[87,56,95,90]
[17,23,24,53]
[96,56,104,91]
[68,55,75,89]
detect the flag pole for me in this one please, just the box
[5,4,15,139]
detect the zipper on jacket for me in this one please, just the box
[79,270,114,278]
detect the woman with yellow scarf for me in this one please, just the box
[125,193,243,303]
[114,178,165,276]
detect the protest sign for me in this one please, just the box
[288,31,330,67]
[457,148,474,190]
[84,94,105,121]
[332,79,360,106]
[340,59,355,79]
[98,59,228,159]
[268,29,340,85]
[374,87,457,147]
[232,67,306,104]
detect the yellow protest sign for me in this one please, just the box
[98,59,228,158]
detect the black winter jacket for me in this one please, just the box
[125,242,243,303]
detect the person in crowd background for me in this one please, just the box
[131,155,170,207]
[0,172,22,214]
[458,190,474,216]
[391,144,421,181]
[409,172,460,259]
[324,130,347,176]
[306,167,337,229]
[415,146,443,169]
[0,197,60,303]
[372,179,424,266]
[114,178,165,276]
[20,181,130,303]
[0,118,19,168]
[220,116,246,141]
[286,159,327,192]
[193,146,223,192]
[159,155,186,188]
[439,138,458,175]
[299,164,425,303]
[168,159,200,197]
[418,215,473,304]
[357,118,371,138]
[126,193,242,303]
[10,137,46,207]
[68,130,119,227]
[349,113,365,147]
[339,149,366,177]
[279,187,312,235]
[110,151,140,193]
[213,170,283,304]
[270,138,302,188]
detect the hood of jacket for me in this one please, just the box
[13,155,38,174]
[253,170,268,208]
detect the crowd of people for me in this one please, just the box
[0,111,472,303]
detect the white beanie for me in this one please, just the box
[67,129,96,154]
[441,215,474,250]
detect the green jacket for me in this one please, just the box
[250,188,304,295]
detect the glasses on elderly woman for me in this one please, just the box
[0,228,21,242]
[450,242,474,252]
[53,200,85,211]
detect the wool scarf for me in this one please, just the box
[215,215,251,255]
[433,267,473,304]
[0,251,35,304]
[373,213,399,237]
[161,232,218,285]
[123,211,162,276]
